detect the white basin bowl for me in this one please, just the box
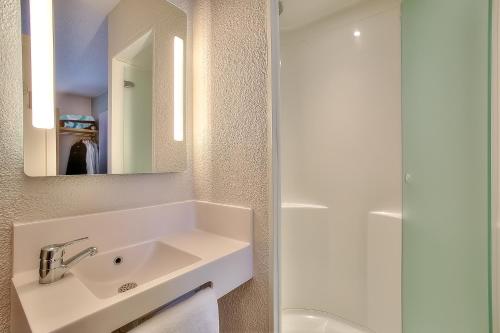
[12,201,253,333]
[72,241,201,298]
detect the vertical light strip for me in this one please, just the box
[30,0,55,129]
[174,36,184,142]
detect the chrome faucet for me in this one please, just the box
[39,237,98,284]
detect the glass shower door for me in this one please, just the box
[402,0,492,332]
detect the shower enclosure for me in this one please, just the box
[274,0,494,332]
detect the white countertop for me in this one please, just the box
[12,201,253,333]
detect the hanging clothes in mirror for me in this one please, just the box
[66,137,99,175]
[66,140,87,175]
[82,138,99,174]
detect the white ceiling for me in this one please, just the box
[54,0,120,97]
[279,0,364,31]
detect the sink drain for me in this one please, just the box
[118,282,138,293]
[113,256,123,265]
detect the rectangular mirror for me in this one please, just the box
[21,0,187,176]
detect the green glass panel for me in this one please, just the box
[402,0,492,332]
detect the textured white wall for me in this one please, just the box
[280,0,401,325]
[1,0,194,331]
[193,0,272,332]
[2,0,272,331]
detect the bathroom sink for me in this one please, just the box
[12,201,253,333]
[72,241,201,298]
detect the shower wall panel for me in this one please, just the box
[280,0,401,325]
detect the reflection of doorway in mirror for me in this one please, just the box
[51,0,111,176]
[123,62,153,174]
[111,31,153,174]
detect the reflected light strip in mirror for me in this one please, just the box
[174,36,184,142]
[30,0,55,129]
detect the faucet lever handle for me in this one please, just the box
[56,237,89,249]
[40,237,89,261]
